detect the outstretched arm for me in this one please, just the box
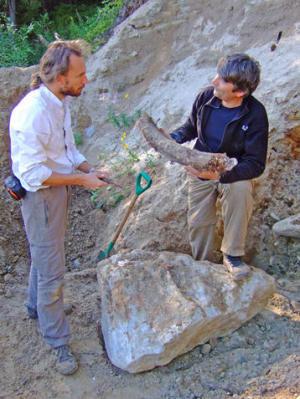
[42,170,108,191]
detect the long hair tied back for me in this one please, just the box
[30,39,90,90]
[30,72,43,89]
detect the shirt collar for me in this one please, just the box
[39,84,69,121]
[40,84,63,107]
[206,95,222,109]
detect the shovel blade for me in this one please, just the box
[97,250,106,261]
[97,241,115,262]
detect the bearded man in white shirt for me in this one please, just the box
[9,40,109,375]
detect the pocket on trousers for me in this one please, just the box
[44,200,49,226]
[21,192,51,243]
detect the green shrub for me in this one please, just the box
[16,0,43,26]
[84,0,123,42]
[0,0,124,68]
[0,12,54,67]
[73,131,83,146]
[51,0,124,50]
[106,106,142,130]
[0,19,33,67]
[50,3,98,41]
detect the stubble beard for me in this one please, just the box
[60,87,82,97]
[60,79,84,97]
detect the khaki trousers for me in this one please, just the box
[188,176,253,261]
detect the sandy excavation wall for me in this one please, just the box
[0,0,299,271]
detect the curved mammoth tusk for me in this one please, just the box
[136,112,237,173]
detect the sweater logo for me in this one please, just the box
[242,124,248,132]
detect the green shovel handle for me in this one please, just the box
[135,171,152,195]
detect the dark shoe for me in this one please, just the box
[27,306,38,319]
[55,345,78,376]
[223,255,250,281]
[64,303,73,315]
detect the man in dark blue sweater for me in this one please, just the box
[170,54,269,280]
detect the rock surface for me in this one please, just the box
[273,213,300,238]
[98,250,275,373]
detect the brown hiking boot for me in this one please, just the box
[55,345,78,376]
[223,255,251,281]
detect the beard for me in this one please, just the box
[60,86,83,97]
[60,78,84,97]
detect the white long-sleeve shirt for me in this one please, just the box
[9,85,86,192]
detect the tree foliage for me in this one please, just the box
[0,0,124,67]
[0,1,110,26]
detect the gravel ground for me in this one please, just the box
[0,178,299,399]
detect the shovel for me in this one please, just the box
[97,171,152,261]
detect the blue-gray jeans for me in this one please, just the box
[21,186,72,348]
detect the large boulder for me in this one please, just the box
[97,250,275,373]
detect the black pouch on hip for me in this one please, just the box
[4,175,26,200]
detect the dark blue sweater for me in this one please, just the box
[170,87,269,183]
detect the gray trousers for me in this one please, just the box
[188,176,253,261]
[21,186,71,348]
